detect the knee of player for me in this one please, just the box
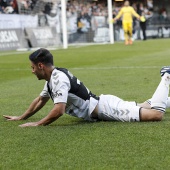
[152,110,163,121]
[140,108,164,121]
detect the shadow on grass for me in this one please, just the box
[3,110,170,128]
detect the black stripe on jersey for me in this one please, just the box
[47,82,53,100]
[55,67,99,101]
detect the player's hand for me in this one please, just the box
[140,16,146,22]
[3,115,22,121]
[110,19,114,23]
[109,18,116,24]
[19,122,39,127]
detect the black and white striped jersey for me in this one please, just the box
[40,68,99,121]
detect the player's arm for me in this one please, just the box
[3,96,50,121]
[113,9,123,22]
[19,103,66,127]
[131,7,141,19]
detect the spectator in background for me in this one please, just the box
[0,0,12,13]
[17,0,31,14]
[137,3,147,40]
[11,0,18,13]
[3,6,13,13]
[1,0,18,14]
[132,2,138,35]
[0,6,4,13]
[147,0,153,11]
[159,9,169,24]
[66,5,78,34]
[30,0,36,11]
[77,7,91,33]
[0,6,3,13]
[0,0,6,13]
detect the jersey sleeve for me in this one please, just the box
[50,71,70,104]
[40,81,50,98]
[131,7,140,19]
[115,8,123,20]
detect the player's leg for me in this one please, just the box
[122,22,129,45]
[97,68,170,122]
[140,108,163,121]
[140,97,170,109]
[97,94,140,122]
[140,22,147,40]
[140,108,161,121]
[138,101,151,109]
[140,72,170,121]
[128,22,133,44]
[139,66,170,109]
[97,94,164,122]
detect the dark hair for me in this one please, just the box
[29,48,54,65]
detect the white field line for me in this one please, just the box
[71,66,161,69]
[0,47,58,57]
[0,50,162,70]
[0,66,161,71]
[0,51,31,57]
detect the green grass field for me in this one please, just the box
[1,39,170,170]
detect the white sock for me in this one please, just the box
[146,97,170,108]
[150,72,170,113]
[167,97,170,108]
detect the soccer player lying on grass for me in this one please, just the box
[3,48,170,127]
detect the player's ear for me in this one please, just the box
[37,62,43,69]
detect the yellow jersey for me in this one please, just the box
[115,6,140,23]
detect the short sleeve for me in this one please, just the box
[40,82,50,97]
[50,71,70,104]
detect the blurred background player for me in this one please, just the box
[113,0,141,45]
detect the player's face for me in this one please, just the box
[30,62,44,80]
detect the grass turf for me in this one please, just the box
[1,39,170,170]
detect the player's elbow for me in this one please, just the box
[54,108,65,118]
[57,111,64,117]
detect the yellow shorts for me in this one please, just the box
[122,21,133,33]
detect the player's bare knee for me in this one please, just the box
[137,102,151,109]
[152,110,163,121]
[140,108,163,121]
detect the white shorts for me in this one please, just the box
[97,94,140,122]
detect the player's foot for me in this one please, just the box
[125,41,129,45]
[160,66,170,77]
[129,39,133,45]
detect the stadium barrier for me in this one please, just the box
[0,14,38,29]
[0,28,28,51]
[0,14,61,50]
[0,13,169,50]
[25,27,61,48]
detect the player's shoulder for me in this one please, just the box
[122,6,132,11]
[121,6,126,10]
[129,6,135,10]
[51,68,69,81]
